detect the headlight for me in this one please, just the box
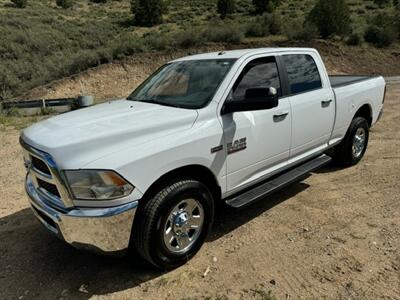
[64,170,134,200]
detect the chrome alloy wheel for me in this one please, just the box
[163,198,204,254]
[352,127,366,158]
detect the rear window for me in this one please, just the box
[282,54,322,94]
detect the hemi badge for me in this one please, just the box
[211,145,223,153]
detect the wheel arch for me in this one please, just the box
[140,164,222,206]
[354,103,372,127]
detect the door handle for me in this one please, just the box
[321,99,333,106]
[273,111,289,121]
[274,111,289,117]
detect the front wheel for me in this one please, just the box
[133,179,214,270]
[334,117,369,167]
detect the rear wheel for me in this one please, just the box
[334,117,369,167]
[133,179,214,270]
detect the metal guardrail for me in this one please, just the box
[0,98,78,116]
[1,98,76,109]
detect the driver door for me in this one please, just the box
[221,56,292,193]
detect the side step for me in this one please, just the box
[225,154,332,208]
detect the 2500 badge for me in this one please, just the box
[227,138,247,154]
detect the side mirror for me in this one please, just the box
[222,87,279,114]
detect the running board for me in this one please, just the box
[225,154,332,208]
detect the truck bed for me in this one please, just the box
[329,75,379,88]
[329,75,385,144]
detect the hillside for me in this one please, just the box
[0,0,399,100]
[23,38,400,102]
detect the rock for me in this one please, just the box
[203,266,211,278]
[269,279,276,285]
[78,284,89,294]
[212,256,218,263]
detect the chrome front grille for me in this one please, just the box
[37,178,61,198]
[20,138,74,209]
[31,155,51,176]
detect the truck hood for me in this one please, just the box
[22,99,198,168]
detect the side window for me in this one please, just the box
[232,57,281,101]
[282,54,322,94]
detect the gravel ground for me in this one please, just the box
[0,85,399,300]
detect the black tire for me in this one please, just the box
[334,117,369,167]
[133,179,214,270]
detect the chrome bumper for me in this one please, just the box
[25,174,138,254]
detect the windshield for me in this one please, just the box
[127,59,236,109]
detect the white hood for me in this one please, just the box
[22,99,198,168]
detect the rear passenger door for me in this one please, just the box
[281,54,335,158]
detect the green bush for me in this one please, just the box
[11,0,28,8]
[142,31,172,50]
[373,0,391,6]
[307,0,351,38]
[252,0,279,15]
[396,3,400,38]
[245,13,281,37]
[132,0,167,26]
[217,0,235,19]
[56,0,73,9]
[203,21,243,43]
[346,32,363,46]
[364,13,397,47]
[174,29,205,48]
[284,19,318,41]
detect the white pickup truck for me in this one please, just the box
[21,48,385,269]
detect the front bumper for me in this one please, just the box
[25,174,138,254]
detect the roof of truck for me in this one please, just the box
[171,48,317,62]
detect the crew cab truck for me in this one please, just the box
[21,48,385,269]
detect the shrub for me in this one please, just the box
[217,0,235,19]
[284,19,318,41]
[307,0,351,38]
[110,34,146,59]
[174,29,205,48]
[245,13,281,37]
[373,0,391,6]
[11,0,28,8]
[56,0,73,9]
[203,21,243,43]
[252,0,279,15]
[364,13,397,47]
[346,32,363,46]
[396,3,400,38]
[142,31,172,50]
[132,0,167,26]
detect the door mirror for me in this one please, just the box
[222,87,279,114]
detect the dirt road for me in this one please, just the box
[0,85,399,300]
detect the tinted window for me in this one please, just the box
[128,59,235,109]
[282,54,322,94]
[232,57,281,101]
